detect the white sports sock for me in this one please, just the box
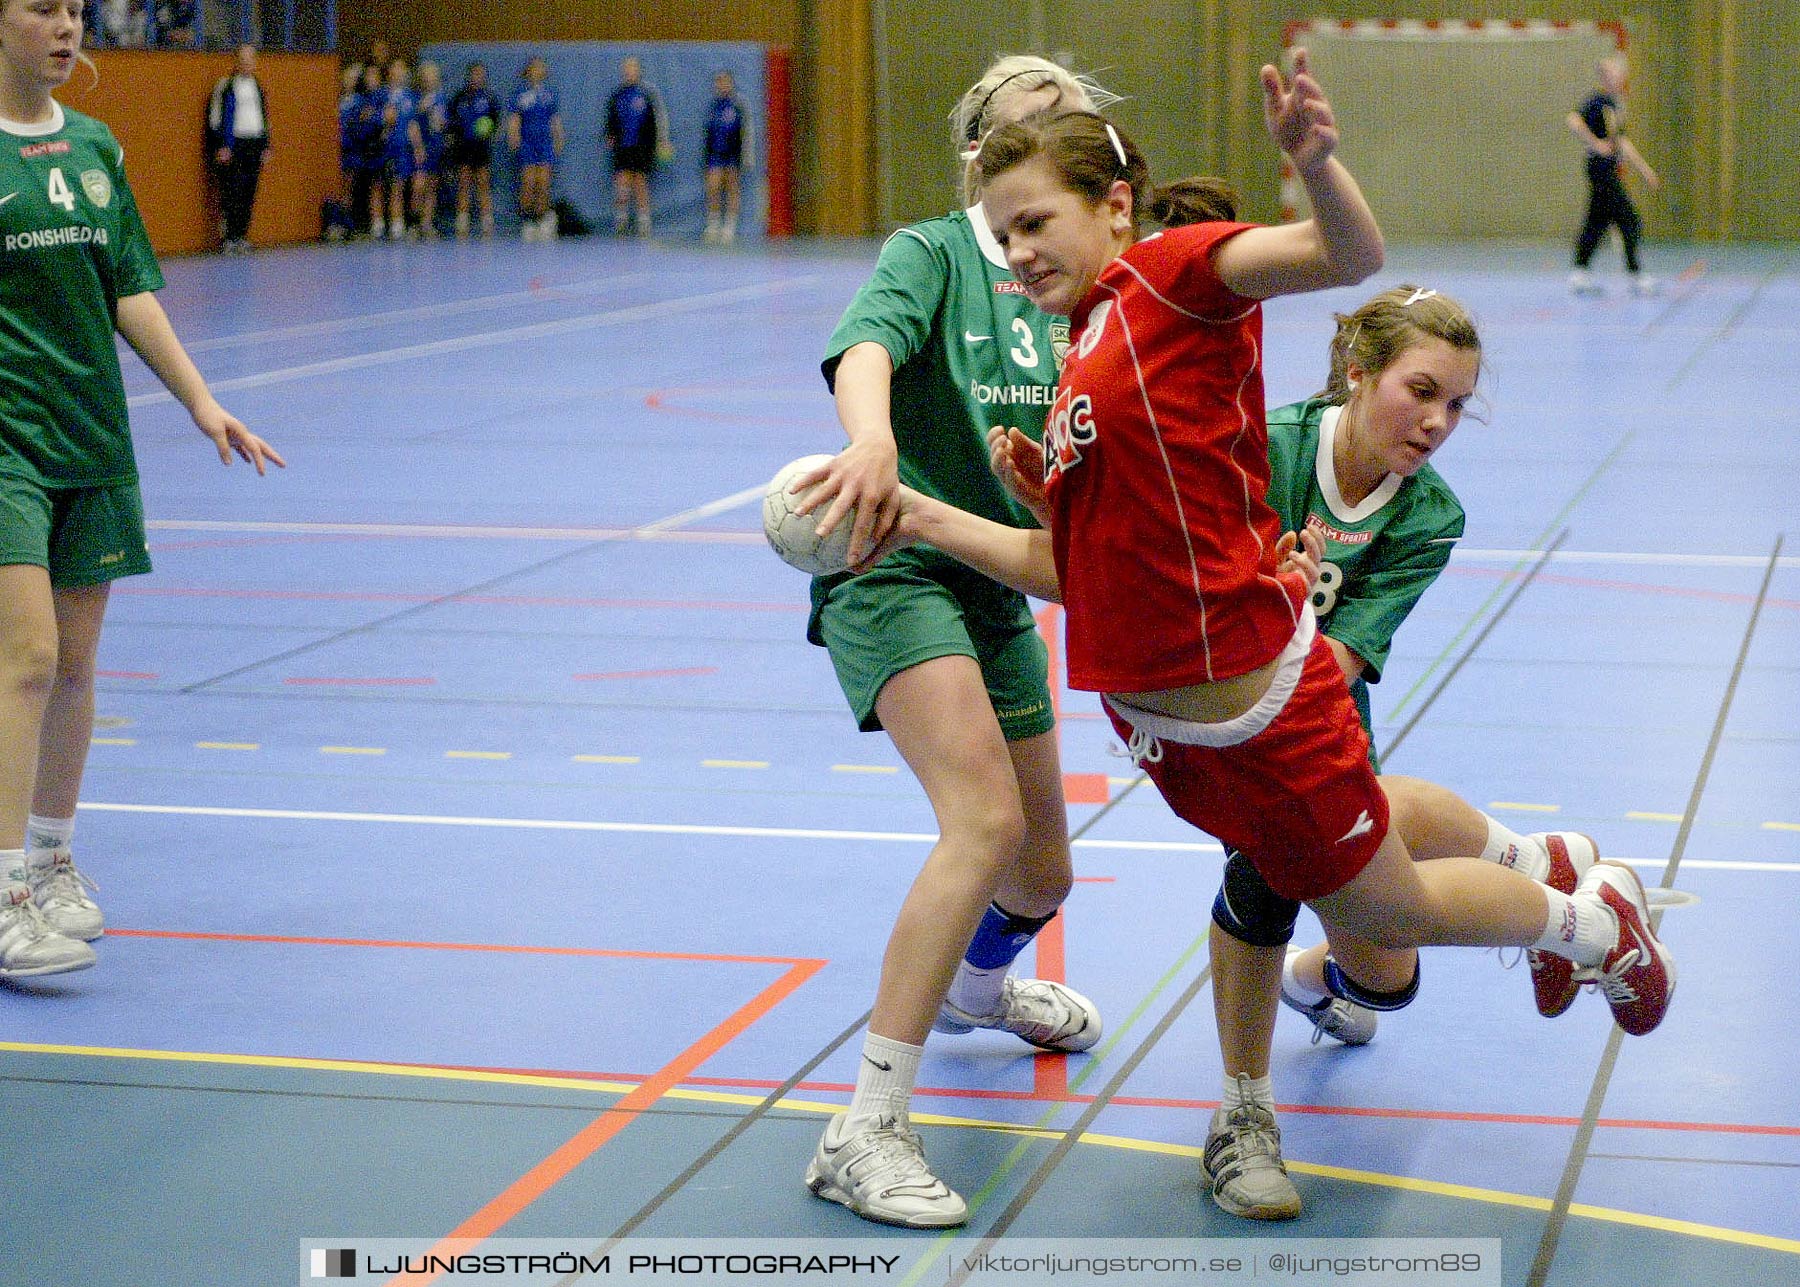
[26,814,75,855]
[945,961,1007,1018]
[1533,888,1617,966]
[1222,1072,1274,1111]
[1,848,26,888]
[1281,950,1328,1005]
[843,1033,922,1131]
[1481,815,1548,882]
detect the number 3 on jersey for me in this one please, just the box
[1008,316,1039,369]
[47,167,76,212]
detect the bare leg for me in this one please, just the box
[31,584,107,819]
[0,565,58,849]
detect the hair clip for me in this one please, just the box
[1104,122,1128,172]
[1402,288,1439,307]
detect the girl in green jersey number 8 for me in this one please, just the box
[795,57,1118,1229]
[0,0,283,980]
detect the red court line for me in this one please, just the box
[387,957,825,1287]
[573,667,719,681]
[96,670,159,679]
[106,928,819,969]
[112,585,805,612]
[1444,565,1800,613]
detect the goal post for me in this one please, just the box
[1282,20,1625,240]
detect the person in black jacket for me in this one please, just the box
[207,44,270,253]
[1566,57,1661,296]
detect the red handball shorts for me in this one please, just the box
[1104,615,1389,901]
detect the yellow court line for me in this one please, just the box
[91,737,136,746]
[320,746,386,756]
[5,1040,1796,1258]
[701,759,768,769]
[1627,811,1685,823]
[196,741,260,751]
[1488,801,1561,813]
[831,764,900,774]
[445,751,512,761]
[1765,821,1800,833]
[572,754,640,764]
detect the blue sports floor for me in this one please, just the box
[0,233,1795,1287]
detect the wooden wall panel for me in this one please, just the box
[67,50,341,257]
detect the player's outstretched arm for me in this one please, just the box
[115,293,285,474]
[1214,48,1383,300]
[866,486,1061,602]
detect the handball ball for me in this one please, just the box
[473,116,495,139]
[764,454,856,576]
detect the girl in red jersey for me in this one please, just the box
[859,54,1676,1077]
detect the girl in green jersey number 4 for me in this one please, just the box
[0,0,282,979]
[797,57,1118,1229]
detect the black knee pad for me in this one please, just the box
[1211,850,1300,948]
[1323,954,1421,1012]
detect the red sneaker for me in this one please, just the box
[1525,833,1595,1017]
[1581,860,1677,1036]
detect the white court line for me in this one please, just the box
[75,802,1800,872]
[146,520,765,544]
[172,273,655,355]
[1453,548,1800,570]
[135,522,1800,568]
[125,277,823,410]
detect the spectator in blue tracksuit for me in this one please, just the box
[339,63,385,237]
[604,56,668,236]
[377,58,423,239]
[508,56,563,239]
[414,61,449,237]
[702,70,753,243]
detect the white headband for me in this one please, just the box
[1104,122,1128,171]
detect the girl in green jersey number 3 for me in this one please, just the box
[0,0,283,979]
[797,57,1117,1228]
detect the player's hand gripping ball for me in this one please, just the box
[764,454,856,576]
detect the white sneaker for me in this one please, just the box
[1568,269,1602,296]
[1629,274,1662,296]
[934,975,1102,1051]
[520,220,539,242]
[539,212,559,240]
[1203,1078,1301,1220]
[720,222,735,245]
[28,848,103,941]
[804,1114,967,1228]
[0,885,96,978]
[1279,946,1377,1045]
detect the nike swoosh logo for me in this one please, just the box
[862,1054,893,1072]
[964,331,991,343]
[0,193,17,208]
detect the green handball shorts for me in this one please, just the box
[0,474,153,588]
[808,547,1055,740]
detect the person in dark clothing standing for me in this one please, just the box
[1566,56,1660,296]
[207,44,269,254]
[604,56,667,236]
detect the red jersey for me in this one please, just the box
[1045,221,1308,691]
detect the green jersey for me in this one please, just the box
[0,103,163,487]
[822,207,1066,530]
[1265,398,1465,754]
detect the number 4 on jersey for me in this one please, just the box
[47,167,76,212]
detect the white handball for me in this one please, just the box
[763,454,857,576]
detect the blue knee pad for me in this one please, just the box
[1322,954,1421,1011]
[1210,849,1300,948]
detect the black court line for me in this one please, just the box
[1661,255,1787,391]
[942,960,1215,1287]
[546,775,1155,1282]
[1526,534,1783,1287]
[1383,527,1569,759]
[177,491,758,694]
